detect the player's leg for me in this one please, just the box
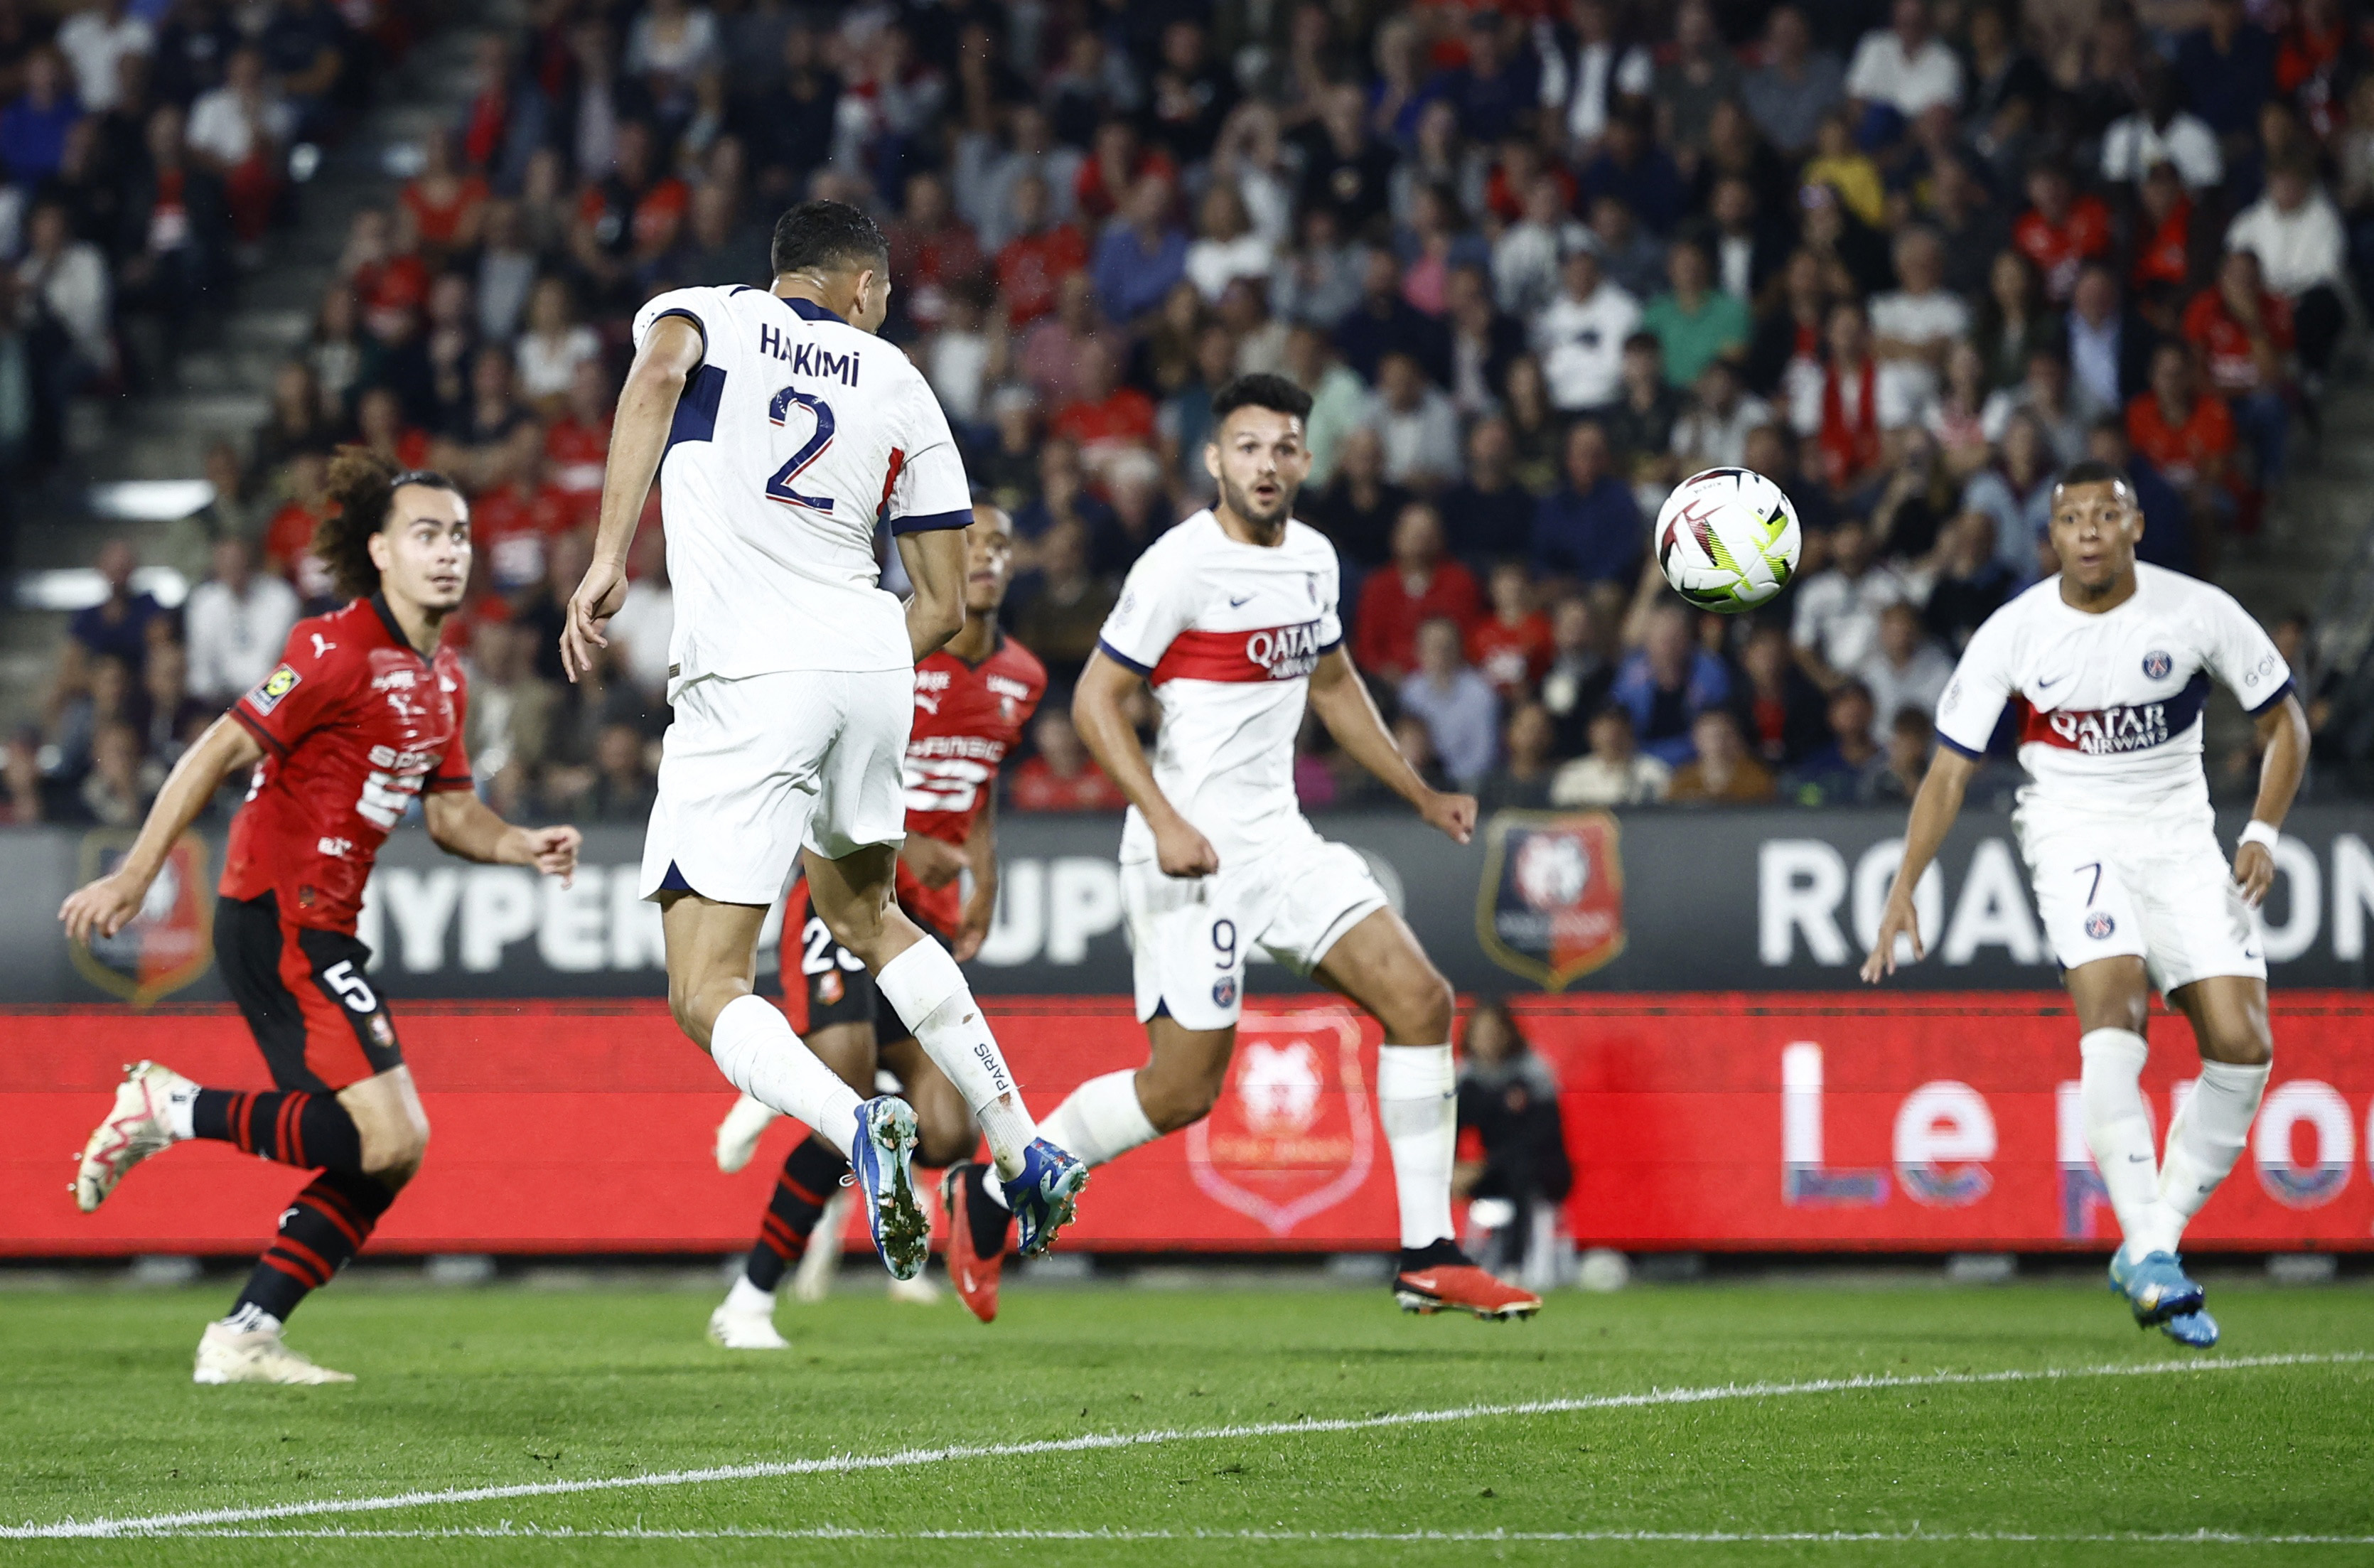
[878,1033,981,1169]
[1312,906,1542,1320]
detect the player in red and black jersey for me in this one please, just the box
[60,449,581,1386]
[705,503,1046,1347]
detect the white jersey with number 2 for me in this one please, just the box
[1933,562,2293,815]
[632,286,971,691]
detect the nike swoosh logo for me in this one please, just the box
[2126,1154,2151,1162]
[2037,675,2064,689]
[1229,593,1253,607]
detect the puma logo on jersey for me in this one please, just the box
[311,633,337,657]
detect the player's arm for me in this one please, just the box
[423,791,583,884]
[1073,648,1219,876]
[2231,692,2309,906]
[59,714,263,943]
[1860,745,1981,982]
[561,315,704,682]
[952,793,999,962]
[893,527,968,660]
[1306,645,1476,846]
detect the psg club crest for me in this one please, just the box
[70,829,215,1006]
[1185,1010,1373,1237]
[2142,650,2173,680]
[1476,812,1627,990]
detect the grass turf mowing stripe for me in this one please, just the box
[8,1350,2363,1541]
[127,1530,2374,1546]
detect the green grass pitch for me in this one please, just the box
[2,1274,2369,1564]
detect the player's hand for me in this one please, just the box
[1419,789,1478,846]
[1859,891,1925,983]
[899,833,969,889]
[2232,840,2276,907]
[59,869,150,945]
[559,558,630,684]
[952,902,992,962]
[1154,815,1220,879]
[517,825,582,886]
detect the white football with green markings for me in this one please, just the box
[1653,466,1803,614]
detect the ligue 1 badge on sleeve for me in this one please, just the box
[1476,811,1627,990]
[70,829,216,1006]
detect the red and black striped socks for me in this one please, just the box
[744,1135,849,1292]
[233,1170,397,1322]
[190,1088,365,1171]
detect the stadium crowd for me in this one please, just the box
[11,0,2373,829]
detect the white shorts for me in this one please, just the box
[1122,825,1390,1031]
[2015,803,2264,997]
[639,668,912,906]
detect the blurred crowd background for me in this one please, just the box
[7,0,2374,833]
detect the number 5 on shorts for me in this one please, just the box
[322,960,378,1014]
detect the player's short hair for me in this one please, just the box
[770,200,889,279]
[317,445,463,603]
[1209,372,1313,426]
[2054,458,2131,496]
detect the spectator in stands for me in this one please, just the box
[186,45,290,252]
[1610,603,1731,766]
[1537,596,1613,756]
[2226,151,2350,380]
[140,638,208,765]
[2185,248,2293,488]
[1972,249,2051,392]
[1670,356,1771,474]
[2177,0,2278,158]
[1399,617,1499,790]
[258,0,349,141]
[1354,502,1480,684]
[1803,110,1885,228]
[1009,709,1128,812]
[1859,602,1955,731]
[18,199,113,419]
[1092,172,1188,328]
[1468,561,1553,701]
[1493,172,1587,321]
[1871,227,1970,401]
[1667,708,1775,804]
[1010,520,1117,683]
[1336,246,1446,385]
[1,49,81,186]
[995,173,1086,329]
[1532,421,1640,589]
[1846,0,1962,130]
[1922,510,2015,653]
[1443,263,1522,419]
[1867,708,1936,803]
[183,535,297,704]
[66,539,162,683]
[1642,236,1746,390]
[77,719,155,826]
[1549,702,1670,807]
[1741,5,1843,158]
[1453,1000,1572,1290]
[2063,263,2156,424]
[3,729,45,825]
[603,531,674,710]
[1737,621,1830,770]
[461,618,557,815]
[1373,350,1459,489]
[1532,241,1637,414]
[400,127,488,262]
[1601,331,1680,490]
[1793,300,1910,496]
[1965,408,2060,580]
[1792,517,1907,692]
[2014,161,2112,304]
[1785,680,1883,805]
[2127,341,2238,523]
[515,276,598,410]
[581,721,657,823]
[1052,338,1156,484]
[1483,702,1559,810]
[261,447,336,609]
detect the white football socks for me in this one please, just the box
[2078,1028,2161,1260]
[876,938,1036,1181]
[724,1274,775,1314]
[2129,1058,2270,1259]
[708,994,861,1159]
[1039,1069,1160,1166]
[1377,1043,1457,1251]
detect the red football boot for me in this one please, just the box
[942,1163,1009,1324]
[1393,1243,1542,1320]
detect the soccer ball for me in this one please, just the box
[1653,467,1802,614]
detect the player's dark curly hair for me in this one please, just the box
[315,445,462,603]
[1209,373,1313,424]
[2053,458,2129,495]
[770,199,889,279]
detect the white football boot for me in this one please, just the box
[792,1190,849,1302]
[714,1093,778,1174]
[193,1321,355,1385]
[75,1060,193,1213]
[887,1269,942,1305]
[706,1292,790,1350]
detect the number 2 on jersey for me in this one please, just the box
[765,387,836,513]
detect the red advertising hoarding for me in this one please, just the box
[4,995,2368,1256]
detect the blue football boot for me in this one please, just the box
[1006,1137,1089,1257]
[2107,1249,2206,1327]
[851,1096,928,1280]
[2159,1306,2220,1348]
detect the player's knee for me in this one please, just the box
[1143,1063,1225,1133]
[362,1119,429,1186]
[1402,970,1456,1043]
[2204,1025,2273,1068]
[818,901,890,966]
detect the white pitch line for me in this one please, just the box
[6,1350,2364,1541]
[127,1527,2374,1547]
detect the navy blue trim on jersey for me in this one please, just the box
[782,297,847,324]
[649,306,707,356]
[1317,634,1343,657]
[1936,732,1986,761]
[2167,670,2215,732]
[1096,638,1153,676]
[2245,677,2297,717]
[665,364,726,451]
[889,508,970,536]
[660,860,694,893]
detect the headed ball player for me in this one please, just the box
[559,202,1085,1284]
[60,451,583,1384]
[1863,460,2309,1348]
[940,375,1542,1322]
[707,503,1044,1348]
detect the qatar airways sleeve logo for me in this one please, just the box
[1245,621,1326,680]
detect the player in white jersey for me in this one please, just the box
[1862,460,2307,1348]
[559,201,1086,1280]
[940,375,1542,1323]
